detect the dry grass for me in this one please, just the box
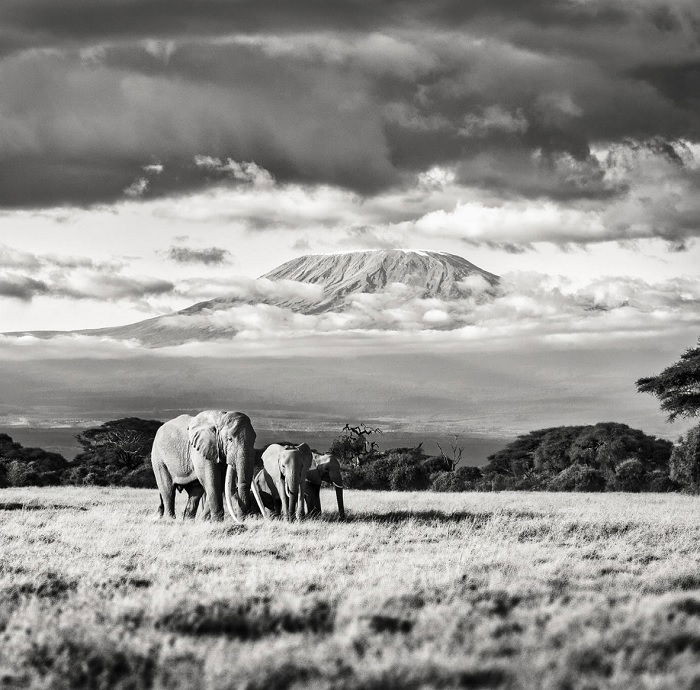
[0,488,699,689]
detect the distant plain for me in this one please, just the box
[2,427,511,464]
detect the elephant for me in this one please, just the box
[304,453,345,519]
[151,410,257,522]
[251,443,312,521]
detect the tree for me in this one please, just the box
[482,423,672,491]
[636,341,700,421]
[669,425,700,494]
[331,423,382,466]
[67,418,162,487]
[435,435,464,471]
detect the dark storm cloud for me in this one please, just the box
[0,0,700,248]
[0,0,644,51]
[167,245,231,265]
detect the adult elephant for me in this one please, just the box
[305,453,345,519]
[251,443,312,521]
[151,410,257,522]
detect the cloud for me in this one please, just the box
[167,245,231,265]
[0,274,49,300]
[57,270,695,349]
[171,276,324,303]
[56,272,174,301]
[0,243,174,304]
[192,156,274,186]
[123,177,149,198]
[0,0,698,230]
[2,271,698,366]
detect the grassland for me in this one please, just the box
[0,488,699,689]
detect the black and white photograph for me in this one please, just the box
[0,0,699,687]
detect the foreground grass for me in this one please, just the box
[0,488,699,689]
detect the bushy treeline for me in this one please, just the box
[0,434,69,487]
[0,419,161,489]
[1,418,699,493]
[334,422,700,494]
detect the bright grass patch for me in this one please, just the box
[0,487,698,689]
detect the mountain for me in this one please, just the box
[9,250,498,346]
[201,249,498,315]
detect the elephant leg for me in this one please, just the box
[153,461,176,519]
[183,482,205,520]
[200,493,211,521]
[203,462,225,522]
[305,484,322,517]
[157,494,164,518]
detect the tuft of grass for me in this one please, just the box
[154,595,334,638]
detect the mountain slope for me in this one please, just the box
[8,250,499,346]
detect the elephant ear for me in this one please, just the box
[297,443,313,470]
[188,423,220,462]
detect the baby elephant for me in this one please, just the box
[304,453,345,519]
[251,443,312,521]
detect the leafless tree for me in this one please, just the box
[436,434,464,471]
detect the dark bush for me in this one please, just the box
[0,434,69,487]
[547,465,606,492]
[611,458,647,492]
[390,462,429,491]
[431,466,483,492]
[646,469,677,492]
[361,450,430,491]
[421,455,454,475]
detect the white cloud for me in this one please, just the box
[124,177,149,198]
[192,156,274,186]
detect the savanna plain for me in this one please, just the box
[0,488,699,689]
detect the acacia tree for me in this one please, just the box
[636,341,700,421]
[331,423,382,466]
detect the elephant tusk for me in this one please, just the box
[251,472,267,519]
[224,465,241,523]
[332,482,345,490]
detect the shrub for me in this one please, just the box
[611,458,647,492]
[646,469,677,492]
[547,464,606,492]
[390,462,429,491]
[0,434,69,487]
[421,455,454,475]
[431,466,483,492]
[361,450,430,491]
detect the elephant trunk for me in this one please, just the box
[227,426,255,517]
[286,478,298,521]
[224,465,242,523]
[335,486,345,520]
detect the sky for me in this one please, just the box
[0,0,699,438]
